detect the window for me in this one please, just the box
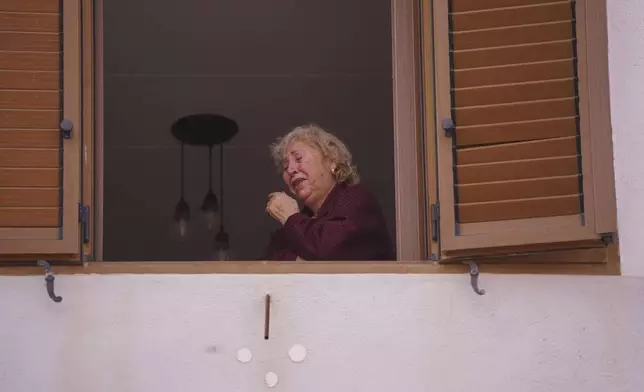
[424,0,618,266]
[0,0,618,274]
[99,0,398,262]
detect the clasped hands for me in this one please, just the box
[266,191,299,225]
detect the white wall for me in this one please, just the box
[607,0,644,277]
[1,0,644,391]
[0,274,643,392]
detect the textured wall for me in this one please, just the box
[607,0,644,276]
[1,274,643,392]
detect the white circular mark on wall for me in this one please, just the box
[289,344,307,363]
[237,348,252,363]
[265,372,279,388]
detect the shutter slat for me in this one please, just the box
[457,195,581,223]
[0,52,60,71]
[0,168,59,187]
[451,0,557,13]
[457,175,580,203]
[0,70,59,90]
[0,0,59,13]
[0,109,59,128]
[0,32,60,52]
[457,136,578,164]
[453,40,574,69]
[454,78,575,107]
[451,2,573,31]
[456,117,577,146]
[0,130,59,148]
[0,12,59,33]
[457,156,579,184]
[0,90,59,109]
[0,188,59,207]
[455,98,576,126]
[0,149,59,168]
[455,59,574,88]
[0,207,59,227]
[453,21,573,50]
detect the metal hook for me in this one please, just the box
[463,261,485,295]
[37,260,63,303]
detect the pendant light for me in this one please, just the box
[201,145,219,230]
[174,143,190,237]
[212,143,231,260]
[170,113,238,257]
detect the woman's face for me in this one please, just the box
[281,141,336,210]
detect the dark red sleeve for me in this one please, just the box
[280,186,393,261]
[265,229,298,261]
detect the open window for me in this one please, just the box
[0,0,619,274]
[0,0,83,259]
[429,0,617,260]
[96,0,411,262]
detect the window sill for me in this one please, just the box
[0,255,620,277]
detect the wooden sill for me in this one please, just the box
[0,260,620,277]
[0,243,620,276]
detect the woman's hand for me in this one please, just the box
[266,192,299,225]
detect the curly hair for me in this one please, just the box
[270,124,360,185]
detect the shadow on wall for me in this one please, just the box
[102,0,396,261]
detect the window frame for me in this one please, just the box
[0,0,620,276]
[90,0,428,263]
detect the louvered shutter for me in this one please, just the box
[0,0,82,255]
[433,0,602,252]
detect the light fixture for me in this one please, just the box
[174,143,190,237]
[201,145,219,230]
[170,114,238,257]
[212,143,231,260]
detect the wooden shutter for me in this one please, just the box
[0,0,82,256]
[433,0,604,252]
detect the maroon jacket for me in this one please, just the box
[265,183,395,261]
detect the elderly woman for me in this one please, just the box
[265,124,395,261]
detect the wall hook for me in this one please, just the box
[463,261,485,295]
[36,260,63,303]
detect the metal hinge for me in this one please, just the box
[430,203,440,242]
[78,203,90,244]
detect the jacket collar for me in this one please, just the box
[301,182,346,217]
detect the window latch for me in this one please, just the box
[37,260,63,303]
[441,118,455,138]
[463,260,486,295]
[60,119,73,140]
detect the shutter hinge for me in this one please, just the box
[430,203,440,242]
[78,203,90,244]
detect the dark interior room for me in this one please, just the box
[102,0,396,260]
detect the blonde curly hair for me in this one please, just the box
[270,124,360,185]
